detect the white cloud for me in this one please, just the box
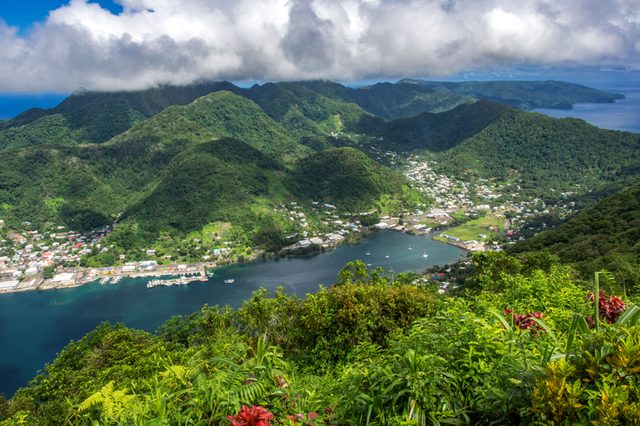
[0,0,638,92]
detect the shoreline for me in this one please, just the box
[0,226,461,295]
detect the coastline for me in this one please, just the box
[0,223,457,295]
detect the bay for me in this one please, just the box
[0,230,465,396]
[534,86,640,133]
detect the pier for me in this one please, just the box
[146,272,208,288]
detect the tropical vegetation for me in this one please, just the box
[2,254,640,425]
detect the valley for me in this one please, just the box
[0,80,636,294]
[1,77,640,425]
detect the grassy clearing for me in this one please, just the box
[440,211,505,241]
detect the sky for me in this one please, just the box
[0,0,638,94]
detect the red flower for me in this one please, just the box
[587,291,626,324]
[503,309,544,334]
[228,405,274,426]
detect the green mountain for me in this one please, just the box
[401,79,624,110]
[1,79,622,150]
[511,182,640,286]
[124,138,285,234]
[0,91,312,230]
[432,111,640,195]
[287,147,414,211]
[0,82,237,148]
[364,100,511,151]
[242,82,369,135]
[0,90,420,257]
[292,80,472,119]
[294,79,622,119]
[110,90,309,163]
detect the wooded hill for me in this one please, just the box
[511,182,640,289]
[0,78,634,259]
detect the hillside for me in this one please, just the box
[0,145,126,231]
[1,82,237,145]
[242,82,369,136]
[433,111,640,195]
[287,147,419,211]
[0,79,622,150]
[124,138,285,235]
[365,100,512,151]
[0,91,311,230]
[335,81,473,119]
[511,182,640,286]
[111,90,309,163]
[402,79,623,110]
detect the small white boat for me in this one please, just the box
[422,252,428,258]
[385,255,390,259]
[365,252,371,256]
[224,278,235,284]
[408,247,413,251]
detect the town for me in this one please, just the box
[0,143,580,294]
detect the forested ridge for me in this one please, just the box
[511,182,640,289]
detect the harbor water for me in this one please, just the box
[0,230,465,396]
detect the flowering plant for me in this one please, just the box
[503,308,545,334]
[286,412,319,425]
[587,290,626,324]
[228,405,274,426]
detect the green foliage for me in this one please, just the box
[532,326,640,424]
[403,79,623,110]
[2,81,239,145]
[435,111,640,197]
[42,265,56,280]
[512,182,640,289]
[287,147,418,212]
[364,100,511,152]
[5,257,640,425]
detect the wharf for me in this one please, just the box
[146,272,208,288]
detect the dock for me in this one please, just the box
[146,272,208,288]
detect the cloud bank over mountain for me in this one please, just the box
[0,0,638,92]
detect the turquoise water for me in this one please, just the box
[0,230,464,396]
[535,86,640,133]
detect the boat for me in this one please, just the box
[422,252,429,258]
[408,247,413,251]
[365,252,371,256]
[224,278,235,284]
[385,255,390,259]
